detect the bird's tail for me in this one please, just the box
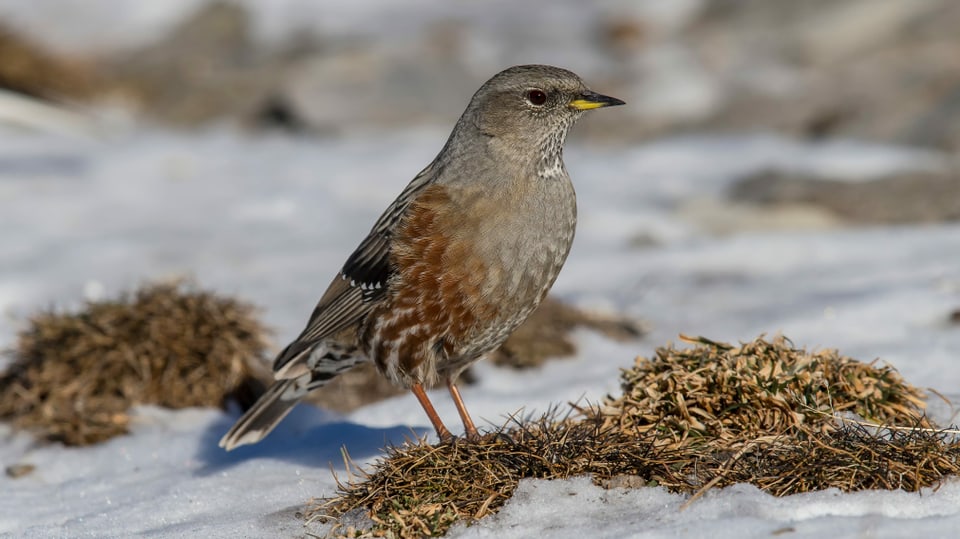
[219,377,306,451]
[219,351,365,451]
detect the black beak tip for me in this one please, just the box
[575,90,626,110]
[603,95,626,107]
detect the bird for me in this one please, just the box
[219,64,623,450]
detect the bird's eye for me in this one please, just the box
[526,89,547,106]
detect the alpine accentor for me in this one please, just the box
[220,64,623,449]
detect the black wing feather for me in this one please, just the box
[270,162,439,373]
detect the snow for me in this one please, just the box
[2,125,959,538]
[456,477,960,539]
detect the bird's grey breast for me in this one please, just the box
[448,163,578,356]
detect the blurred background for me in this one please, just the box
[3,0,960,148]
[1,0,958,359]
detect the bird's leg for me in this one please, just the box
[411,383,454,442]
[446,379,480,441]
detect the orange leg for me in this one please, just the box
[411,383,453,441]
[447,380,480,441]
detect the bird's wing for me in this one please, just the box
[271,162,440,376]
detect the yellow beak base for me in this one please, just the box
[569,91,625,111]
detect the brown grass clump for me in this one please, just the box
[0,23,99,101]
[601,334,932,446]
[490,297,645,370]
[0,282,271,445]
[308,335,960,538]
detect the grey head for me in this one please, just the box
[439,64,624,174]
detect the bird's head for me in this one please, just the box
[465,65,624,154]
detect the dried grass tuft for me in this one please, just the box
[309,335,960,538]
[600,334,931,447]
[0,282,271,445]
[0,22,99,100]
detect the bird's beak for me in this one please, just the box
[569,90,626,111]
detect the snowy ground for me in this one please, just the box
[2,126,960,538]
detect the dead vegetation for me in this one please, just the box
[0,22,98,101]
[490,297,644,370]
[0,282,270,445]
[601,334,932,444]
[309,335,960,538]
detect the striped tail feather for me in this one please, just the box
[219,347,366,451]
[219,378,304,450]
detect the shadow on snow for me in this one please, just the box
[194,404,429,475]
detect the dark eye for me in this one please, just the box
[526,89,547,106]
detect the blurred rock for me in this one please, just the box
[684,0,960,150]
[281,21,479,132]
[7,0,959,150]
[596,17,648,58]
[678,198,840,235]
[729,168,960,225]
[104,1,281,126]
[99,7,487,132]
[5,463,36,479]
[248,94,310,132]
